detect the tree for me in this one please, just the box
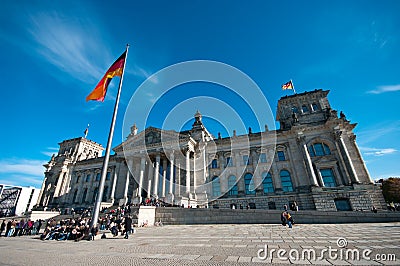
[381,177,400,203]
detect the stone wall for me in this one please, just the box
[213,193,315,210]
[155,207,400,225]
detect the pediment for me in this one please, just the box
[114,126,192,152]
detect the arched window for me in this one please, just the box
[85,174,90,182]
[312,103,319,111]
[212,176,220,197]
[95,173,101,181]
[106,172,111,180]
[211,159,218,169]
[262,172,274,193]
[302,105,309,113]
[292,106,299,113]
[103,186,109,201]
[280,170,294,192]
[81,188,88,203]
[228,175,238,195]
[309,143,331,157]
[72,189,78,203]
[92,187,99,203]
[244,173,255,195]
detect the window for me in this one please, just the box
[228,175,238,196]
[95,173,101,181]
[262,172,274,193]
[312,103,319,111]
[76,176,80,183]
[244,173,255,195]
[226,157,233,167]
[82,188,88,203]
[302,105,309,113]
[292,106,299,113]
[280,170,294,192]
[320,168,337,187]
[277,151,286,161]
[85,174,90,182]
[92,187,99,203]
[211,159,218,169]
[212,176,220,197]
[243,155,250,165]
[259,153,267,163]
[103,186,108,201]
[334,198,352,211]
[72,189,78,203]
[309,143,331,157]
[106,172,111,180]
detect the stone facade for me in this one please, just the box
[37,90,386,212]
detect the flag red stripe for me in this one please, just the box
[86,52,126,102]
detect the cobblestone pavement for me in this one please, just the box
[0,223,399,266]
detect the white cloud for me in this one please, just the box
[0,158,46,176]
[356,122,400,145]
[359,147,397,157]
[41,147,59,157]
[26,11,105,84]
[367,84,400,94]
[0,174,43,187]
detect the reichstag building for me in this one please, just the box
[36,90,385,212]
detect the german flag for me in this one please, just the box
[86,51,126,102]
[281,80,294,90]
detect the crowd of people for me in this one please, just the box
[39,206,136,241]
[0,218,43,237]
[0,204,138,241]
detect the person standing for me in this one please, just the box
[123,215,133,239]
[0,220,5,236]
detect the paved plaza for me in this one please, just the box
[0,223,399,265]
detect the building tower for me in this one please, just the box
[36,137,103,209]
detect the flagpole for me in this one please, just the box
[91,44,129,228]
[291,79,297,94]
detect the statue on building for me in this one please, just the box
[292,111,299,123]
[340,111,347,121]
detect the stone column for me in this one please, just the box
[138,156,146,201]
[153,154,160,197]
[185,149,191,194]
[147,158,153,198]
[335,131,360,184]
[270,160,282,191]
[123,160,131,202]
[110,168,118,203]
[202,148,207,183]
[162,158,167,197]
[169,153,174,195]
[37,176,47,206]
[351,134,373,184]
[333,140,352,185]
[297,135,319,186]
[333,165,343,186]
[315,167,325,187]
[234,151,245,194]
[175,162,181,197]
[193,151,197,193]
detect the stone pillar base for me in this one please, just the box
[164,193,175,205]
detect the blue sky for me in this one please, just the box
[0,1,399,188]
